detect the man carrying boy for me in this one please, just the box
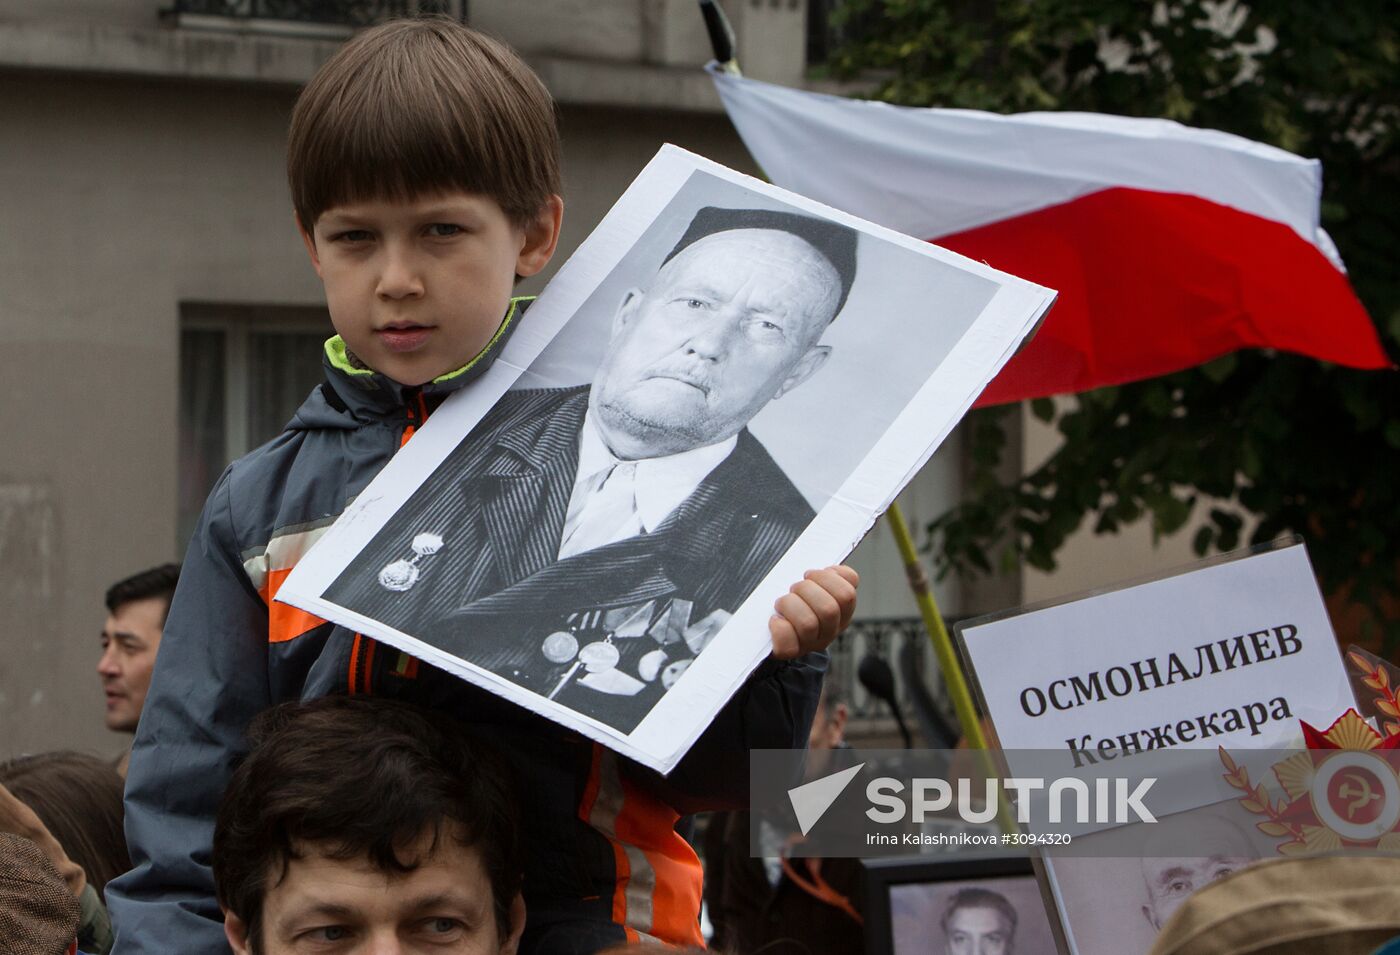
[214,696,524,955]
[107,18,858,955]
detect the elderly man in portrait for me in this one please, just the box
[1139,812,1256,933]
[328,206,857,730]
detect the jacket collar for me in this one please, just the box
[318,296,532,423]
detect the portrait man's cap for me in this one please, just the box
[663,206,859,320]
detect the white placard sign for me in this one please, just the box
[959,543,1352,775]
[278,145,1054,773]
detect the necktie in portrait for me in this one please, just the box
[558,460,641,559]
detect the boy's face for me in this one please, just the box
[301,191,561,387]
[223,828,524,955]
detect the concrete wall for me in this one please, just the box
[0,0,155,28]
[0,72,315,761]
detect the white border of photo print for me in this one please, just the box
[278,145,1055,773]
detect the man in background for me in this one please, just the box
[706,680,861,953]
[98,563,179,774]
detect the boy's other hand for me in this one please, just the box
[769,565,860,659]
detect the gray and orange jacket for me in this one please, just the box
[106,298,827,955]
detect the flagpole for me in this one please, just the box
[883,504,992,750]
[697,0,993,754]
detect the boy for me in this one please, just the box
[107,18,857,954]
[214,696,524,955]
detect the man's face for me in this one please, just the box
[302,191,559,387]
[807,698,848,752]
[945,906,1013,955]
[1140,812,1254,930]
[1140,854,1248,929]
[590,228,839,459]
[803,696,850,779]
[98,596,167,733]
[224,830,523,955]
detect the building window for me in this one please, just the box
[163,1,467,40]
[178,304,332,549]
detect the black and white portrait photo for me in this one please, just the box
[890,875,1057,955]
[279,147,1053,769]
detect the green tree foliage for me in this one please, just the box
[827,1,1399,650]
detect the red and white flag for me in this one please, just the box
[712,69,1391,405]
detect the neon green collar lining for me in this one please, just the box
[323,296,530,383]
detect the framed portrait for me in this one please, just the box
[864,855,1059,955]
[279,145,1054,772]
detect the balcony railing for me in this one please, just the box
[830,615,958,738]
[165,1,466,38]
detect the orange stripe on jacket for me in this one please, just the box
[260,566,329,644]
[579,745,639,941]
[258,399,422,650]
[614,773,704,945]
[348,634,363,694]
[579,745,703,945]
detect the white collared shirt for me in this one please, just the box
[558,410,737,559]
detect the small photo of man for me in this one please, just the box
[890,875,1057,955]
[942,887,1017,955]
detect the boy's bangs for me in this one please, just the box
[288,19,560,230]
[310,105,497,220]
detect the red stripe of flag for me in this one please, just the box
[939,187,1391,406]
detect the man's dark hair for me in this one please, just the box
[942,887,1017,938]
[213,696,521,951]
[663,206,860,318]
[104,563,180,621]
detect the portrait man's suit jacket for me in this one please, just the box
[326,384,816,731]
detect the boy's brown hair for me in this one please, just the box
[288,16,561,231]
